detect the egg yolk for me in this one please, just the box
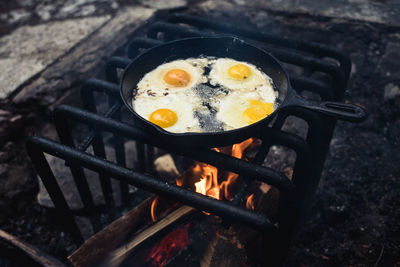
[149,109,178,128]
[228,64,252,80]
[163,69,191,87]
[243,100,274,124]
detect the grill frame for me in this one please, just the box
[26,12,350,262]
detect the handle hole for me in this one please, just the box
[324,103,359,114]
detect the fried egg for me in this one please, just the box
[216,91,276,129]
[209,58,273,91]
[132,57,278,133]
[133,94,201,133]
[136,59,207,97]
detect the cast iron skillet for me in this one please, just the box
[120,37,366,148]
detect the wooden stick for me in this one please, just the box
[101,205,195,267]
[0,230,66,267]
[69,197,155,267]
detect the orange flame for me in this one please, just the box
[194,163,220,199]
[150,197,159,222]
[150,138,257,221]
[246,193,255,210]
[192,138,254,201]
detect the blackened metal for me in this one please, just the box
[145,22,345,96]
[27,13,353,263]
[80,79,117,220]
[105,56,131,84]
[103,57,148,179]
[167,13,351,81]
[80,78,130,206]
[108,97,130,206]
[53,105,294,193]
[53,110,103,232]
[26,141,84,245]
[127,37,163,59]
[28,136,277,233]
[76,102,121,152]
[136,142,146,173]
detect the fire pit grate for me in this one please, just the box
[26,12,350,262]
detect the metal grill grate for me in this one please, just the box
[26,13,350,259]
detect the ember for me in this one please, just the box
[145,224,190,267]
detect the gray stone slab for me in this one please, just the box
[12,6,155,105]
[0,16,110,99]
[231,0,400,26]
[138,0,186,9]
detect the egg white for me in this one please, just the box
[136,59,207,98]
[133,57,278,133]
[133,94,201,133]
[216,91,276,130]
[209,58,273,92]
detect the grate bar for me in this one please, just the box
[53,105,294,193]
[146,22,345,97]
[127,37,163,59]
[28,136,278,233]
[105,56,131,84]
[168,13,351,80]
[26,141,84,245]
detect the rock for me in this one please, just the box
[8,9,31,24]
[323,205,349,224]
[12,6,155,105]
[0,163,37,223]
[77,5,96,17]
[248,11,271,29]
[241,0,400,26]
[138,0,186,9]
[383,83,400,101]
[350,52,365,76]
[0,142,16,162]
[0,16,110,99]
[16,0,34,7]
[56,0,119,18]
[0,110,24,143]
[378,42,400,78]
[36,4,57,21]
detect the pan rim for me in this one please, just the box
[120,36,291,139]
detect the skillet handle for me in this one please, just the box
[288,93,367,122]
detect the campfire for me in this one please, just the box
[142,138,263,266]
[152,138,259,220]
[18,9,365,267]
[93,137,270,266]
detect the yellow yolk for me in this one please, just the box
[163,69,191,87]
[228,64,252,80]
[242,100,274,124]
[149,109,178,128]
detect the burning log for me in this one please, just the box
[200,227,247,267]
[70,137,281,267]
[101,205,195,267]
[68,197,155,267]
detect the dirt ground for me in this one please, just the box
[0,1,399,266]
